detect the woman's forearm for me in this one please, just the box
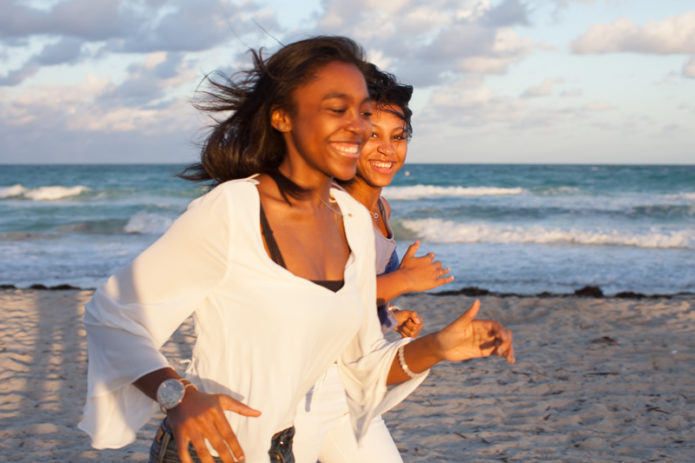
[386,334,443,384]
[386,300,516,385]
[133,367,181,401]
[376,271,410,303]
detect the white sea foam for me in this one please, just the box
[541,186,581,195]
[0,184,28,198]
[20,185,90,201]
[401,219,694,249]
[124,212,173,235]
[665,192,695,202]
[383,184,524,200]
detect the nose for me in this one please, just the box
[346,109,371,140]
[377,139,395,156]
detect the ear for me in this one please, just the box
[270,107,292,132]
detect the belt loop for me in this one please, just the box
[157,422,172,463]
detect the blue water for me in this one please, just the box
[1,164,694,295]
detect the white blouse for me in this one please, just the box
[78,178,425,462]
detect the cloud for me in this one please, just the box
[310,0,537,86]
[1,0,278,52]
[0,65,40,86]
[0,37,89,87]
[33,37,86,65]
[582,101,613,112]
[683,56,695,78]
[0,0,279,86]
[482,0,530,27]
[115,1,268,54]
[417,78,522,128]
[522,77,563,98]
[0,0,128,40]
[0,70,201,163]
[571,12,695,55]
[546,0,596,20]
[416,76,618,138]
[97,52,200,109]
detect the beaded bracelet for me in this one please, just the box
[397,344,419,379]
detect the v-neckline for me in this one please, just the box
[250,180,354,293]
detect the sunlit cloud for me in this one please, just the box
[571,12,695,55]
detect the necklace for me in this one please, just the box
[371,199,380,221]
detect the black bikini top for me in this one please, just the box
[259,204,345,292]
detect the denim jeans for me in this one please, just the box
[149,419,295,463]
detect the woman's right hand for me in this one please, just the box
[397,240,454,292]
[166,388,261,463]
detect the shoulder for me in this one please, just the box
[189,177,259,208]
[182,177,259,229]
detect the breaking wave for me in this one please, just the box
[124,211,173,235]
[383,184,524,200]
[401,218,694,249]
[0,184,90,200]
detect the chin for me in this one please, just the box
[332,166,357,182]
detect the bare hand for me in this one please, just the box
[392,309,423,338]
[434,300,515,364]
[167,388,261,463]
[398,241,454,293]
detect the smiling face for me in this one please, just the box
[274,61,372,184]
[354,104,408,189]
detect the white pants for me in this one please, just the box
[292,364,403,463]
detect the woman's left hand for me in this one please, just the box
[434,300,515,364]
[392,309,423,338]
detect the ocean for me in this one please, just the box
[1,164,693,296]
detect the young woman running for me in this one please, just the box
[292,65,495,463]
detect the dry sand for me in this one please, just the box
[1,289,693,462]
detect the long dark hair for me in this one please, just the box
[180,36,368,196]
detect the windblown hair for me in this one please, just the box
[179,36,368,195]
[363,63,414,139]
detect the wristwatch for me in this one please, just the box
[156,378,195,412]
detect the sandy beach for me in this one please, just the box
[1,288,693,462]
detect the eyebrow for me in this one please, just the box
[322,92,370,105]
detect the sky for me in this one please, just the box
[1,0,694,164]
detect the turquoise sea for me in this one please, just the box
[1,164,694,295]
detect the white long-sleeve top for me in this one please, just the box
[78,177,425,462]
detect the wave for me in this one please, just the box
[665,192,695,202]
[124,211,173,235]
[0,184,28,198]
[383,184,524,200]
[537,186,581,195]
[0,184,90,200]
[400,219,694,249]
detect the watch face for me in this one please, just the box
[157,379,185,410]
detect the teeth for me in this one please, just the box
[372,161,393,169]
[333,143,359,154]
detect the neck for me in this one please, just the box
[343,176,382,214]
[278,162,334,207]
